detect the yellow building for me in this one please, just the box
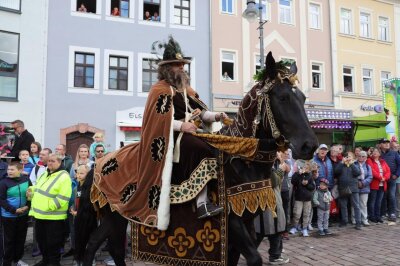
[332,0,397,118]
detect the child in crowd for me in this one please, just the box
[289,161,316,237]
[89,132,107,160]
[71,165,97,265]
[313,178,333,236]
[0,162,31,266]
[28,142,42,165]
[19,150,34,177]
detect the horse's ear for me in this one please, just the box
[265,52,277,80]
[290,62,298,75]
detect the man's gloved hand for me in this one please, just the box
[215,112,229,122]
[181,122,198,133]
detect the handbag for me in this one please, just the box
[330,198,338,215]
[339,186,352,197]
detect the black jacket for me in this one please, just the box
[291,172,315,201]
[9,130,35,160]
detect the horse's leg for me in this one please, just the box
[107,211,128,266]
[229,214,262,266]
[227,244,241,266]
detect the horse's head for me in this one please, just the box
[261,52,318,160]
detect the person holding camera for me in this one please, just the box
[335,152,362,229]
[289,161,316,237]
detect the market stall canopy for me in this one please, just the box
[352,113,389,147]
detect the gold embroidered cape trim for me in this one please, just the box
[170,158,218,204]
[192,133,259,160]
[227,180,276,217]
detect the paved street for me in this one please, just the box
[22,220,400,265]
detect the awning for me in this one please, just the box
[353,113,389,145]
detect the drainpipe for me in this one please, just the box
[208,0,213,111]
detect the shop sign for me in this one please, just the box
[360,104,383,113]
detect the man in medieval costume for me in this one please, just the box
[92,36,228,230]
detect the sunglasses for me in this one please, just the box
[96,150,104,153]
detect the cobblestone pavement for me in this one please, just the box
[21,220,400,265]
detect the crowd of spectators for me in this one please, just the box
[277,138,400,243]
[2,119,400,265]
[0,120,111,266]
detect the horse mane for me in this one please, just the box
[218,83,263,138]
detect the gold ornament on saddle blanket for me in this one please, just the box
[192,133,259,159]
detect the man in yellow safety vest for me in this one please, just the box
[28,153,72,266]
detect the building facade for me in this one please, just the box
[0,0,48,144]
[211,0,337,118]
[331,0,397,118]
[44,0,210,155]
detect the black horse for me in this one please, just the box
[219,52,318,266]
[83,52,318,266]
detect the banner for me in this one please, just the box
[383,78,400,140]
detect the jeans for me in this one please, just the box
[1,216,29,266]
[317,209,330,230]
[397,183,400,216]
[368,187,385,220]
[351,193,369,223]
[387,178,397,216]
[339,192,361,225]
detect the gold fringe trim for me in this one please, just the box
[193,133,259,159]
[90,183,109,208]
[227,187,276,217]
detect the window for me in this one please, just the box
[221,0,234,14]
[256,1,269,20]
[311,63,323,89]
[279,0,293,24]
[0,31,19,100]
[381,71,391,84]
[0,0,20,11]
[124,130,141,144]
[362,68,373,95]
[142,58,158,92]
[143,0,161,20]
[174,0,190,25]
[104,50,133,95]
[110,0,129,17]
[340,8,352,34]
[109,56,128,90]
[360,12,371,38]
[378,16,389,41]
[74,53,95,88]
[309,3,321,29]
[343,66,354,92]
[76,0,96,13]
[255,55,261,73]
[221,51,236,81]
[68,46,100,93]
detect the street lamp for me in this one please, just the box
[242,0,274,69]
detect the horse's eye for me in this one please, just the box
[279,95,288,102]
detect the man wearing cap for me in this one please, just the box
[354,151,373,226]
[379,138,400,222]
[313,144,334,190]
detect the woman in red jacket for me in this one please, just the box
[366,148,390,223]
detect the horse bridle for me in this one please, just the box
[252,71,298,148]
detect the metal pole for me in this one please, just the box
[259,0,264,68]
